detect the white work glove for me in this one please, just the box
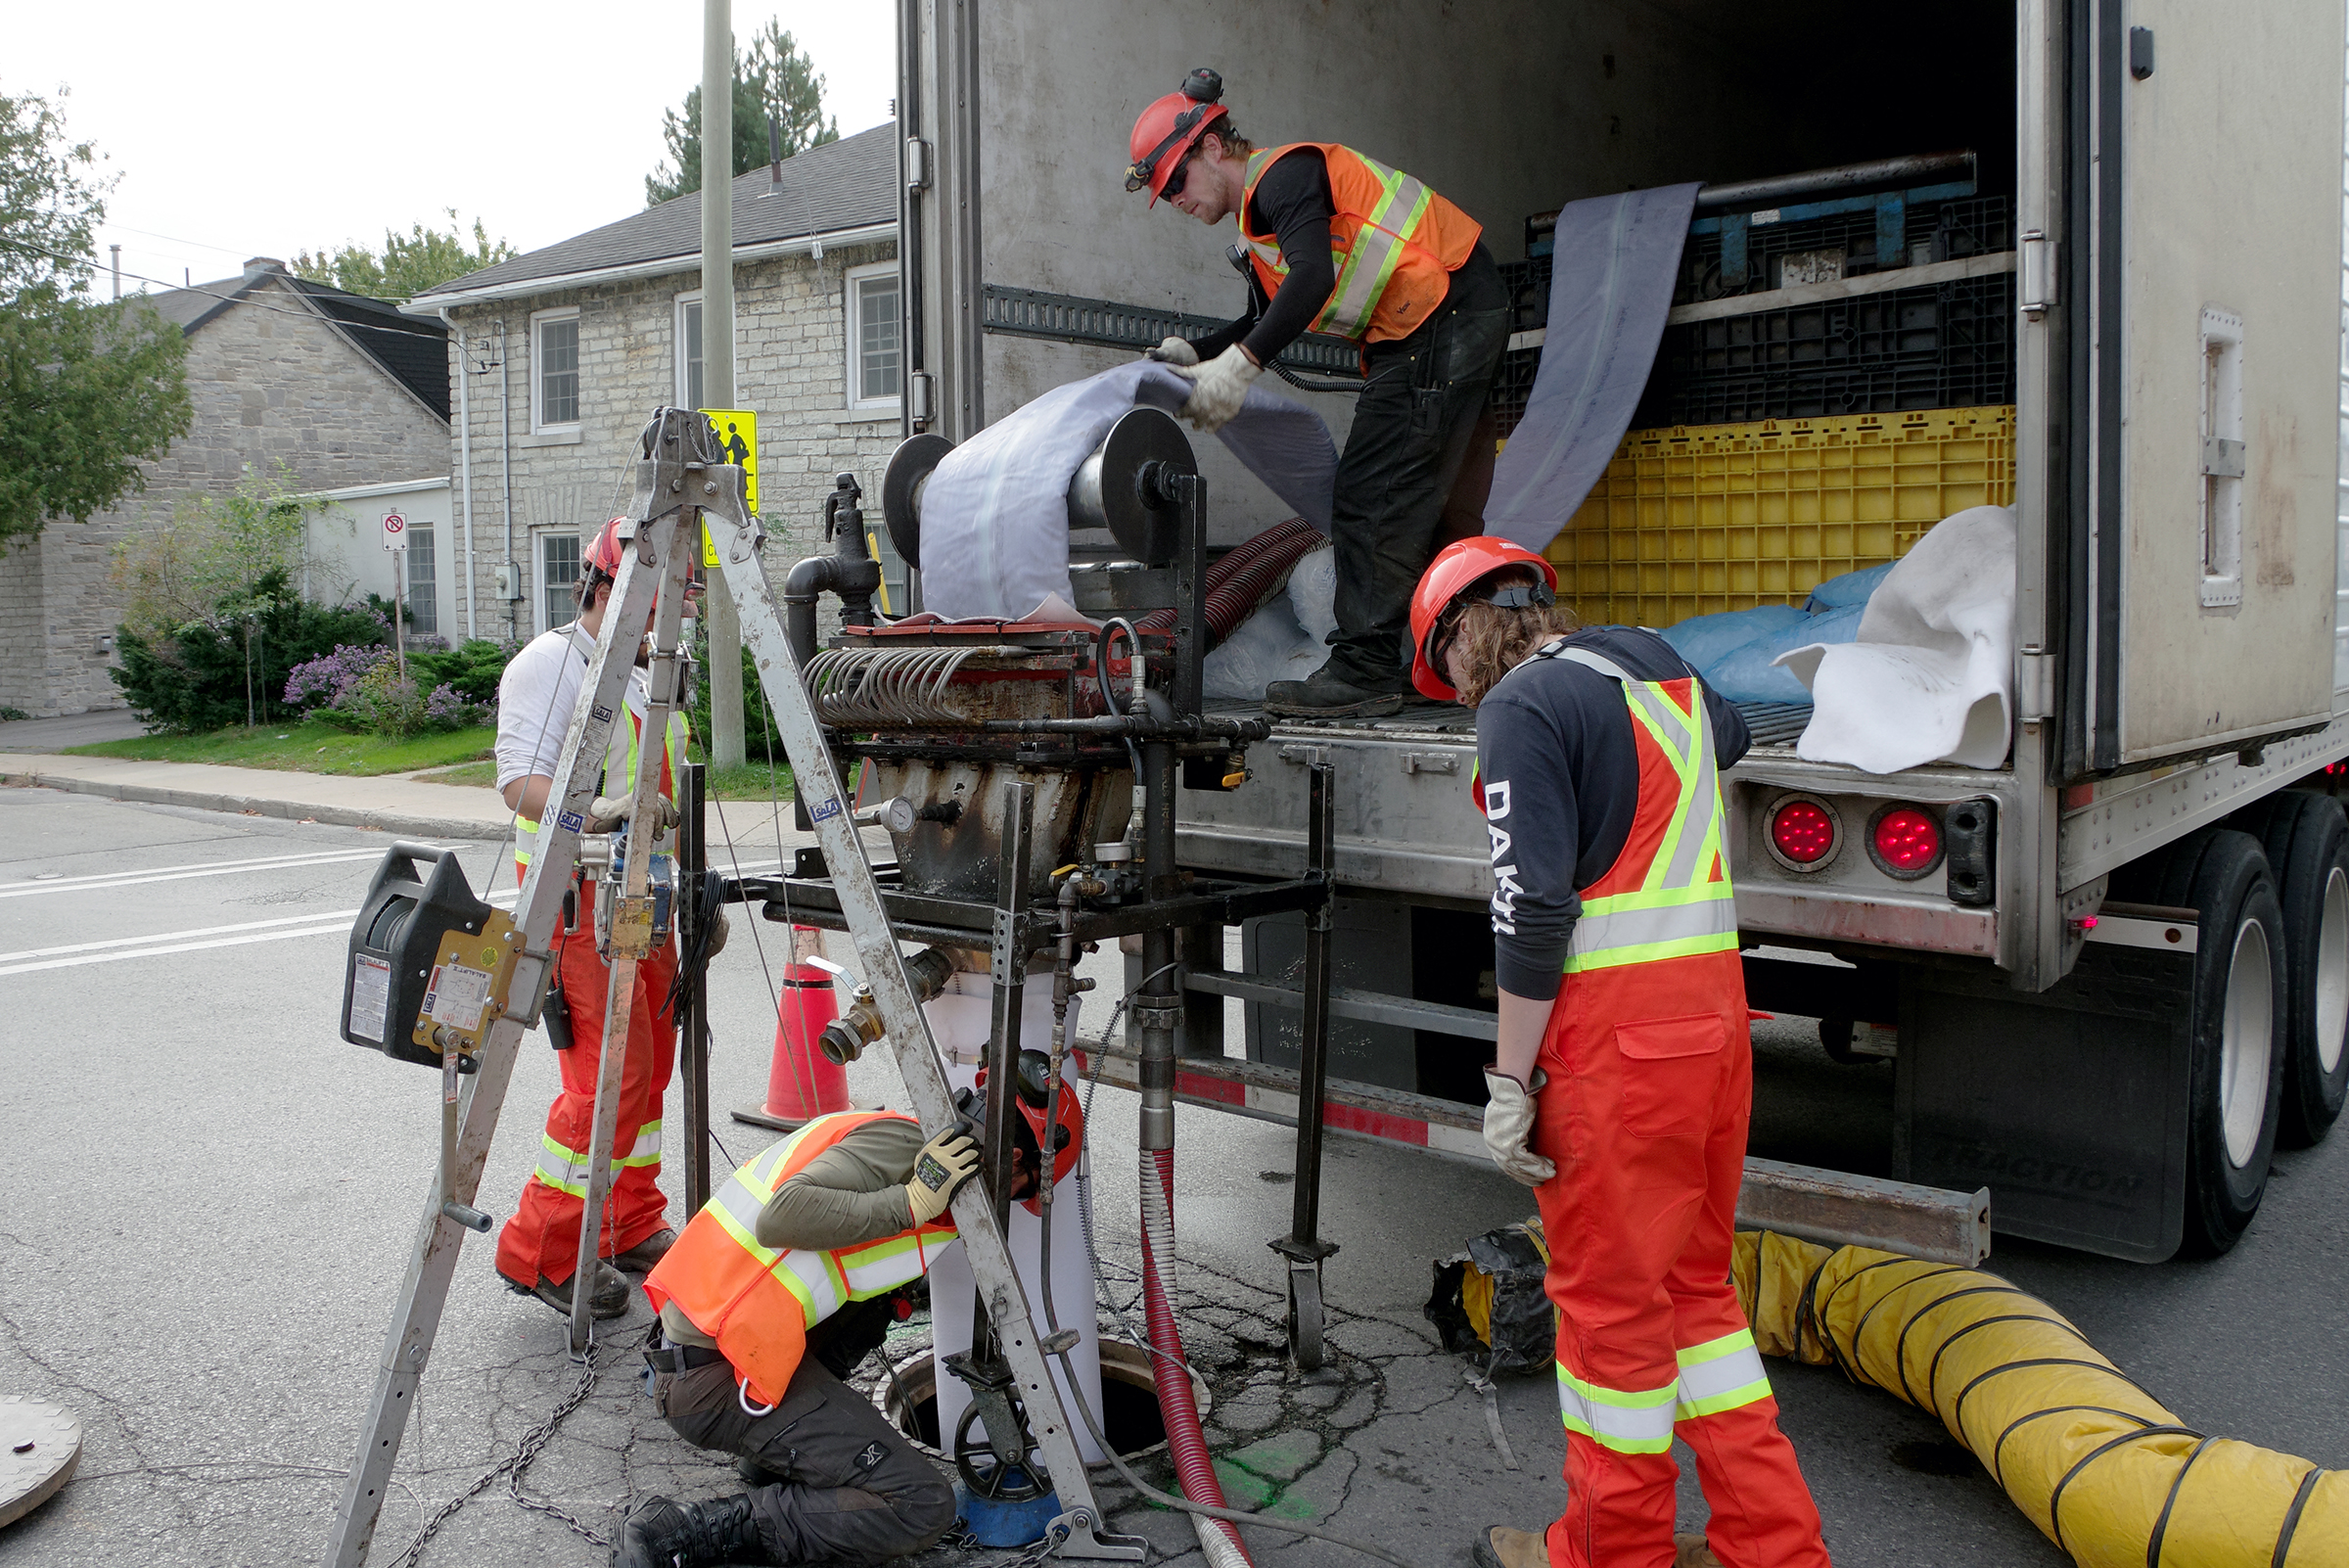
[1147,335,1199,367]
[1482,1068,1556,1186]
[586,790,681,836]
[904,1128,982,1224]
[1175,344,1261,434]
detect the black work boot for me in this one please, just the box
[614,1493,767,1568]
[1262,662,1405,718]
[507,1260,631,1320]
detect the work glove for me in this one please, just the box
[1147,335,1200,367]
[904,1128,982,1223]
[1481,1068,1556,1186]
[1175,344,1261,434]
[587,790,681,836]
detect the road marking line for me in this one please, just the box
[0,909,366,963]
[0,846,466,899]
[0,858,784,976]
[0,924,352,977]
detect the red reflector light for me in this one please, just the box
[1873,807,1941,871]
[1770,801,1836,863]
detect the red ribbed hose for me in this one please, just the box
[1139,1147,1251,1564]
[1139,516,1325,647]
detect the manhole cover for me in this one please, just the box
[0,1397,81,1529]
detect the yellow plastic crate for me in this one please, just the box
[1544,404,2016,629]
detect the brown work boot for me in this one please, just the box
[1675,1533,1725,1568]
[506,1260,631,1319]
[609,1227,677,1273]
[1470,1524,1547,1568]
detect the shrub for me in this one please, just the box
[688,621,783,762]
[409,638,518,707]
[284,642,390,711]
[112,568,387,732]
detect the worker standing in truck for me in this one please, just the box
[490,517,701,1319]
[1128,69,1508,718]
[617,1073,1081,1568]
[1408,538,1833,1568]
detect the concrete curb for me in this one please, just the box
[0,766,511,842]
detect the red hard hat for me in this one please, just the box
[584,517,629,578]
[1409,536,1560,701]
[1126,69,1229,207]
[974,1053,1085,1216]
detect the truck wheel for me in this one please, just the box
[1819,1017,1862,1064]
[2231,790,2349,1146]
[2170,830,2287,1256]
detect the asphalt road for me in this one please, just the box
[1,785,2343,1567]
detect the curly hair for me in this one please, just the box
[1444,569,1580,707]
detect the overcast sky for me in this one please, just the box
[8,3,897,298]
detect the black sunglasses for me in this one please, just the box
[1431,579,1555,674]
[1158,148,1199,201]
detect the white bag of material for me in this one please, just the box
[1774,505,2016,772]
[921,973,1105,1464]
[917,364,1337,622]
[1203,593,1325,701]
[1287,544,1338,644]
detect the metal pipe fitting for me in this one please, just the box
[817,944,957,1064]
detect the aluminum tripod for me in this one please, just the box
[325,408,1141,1565]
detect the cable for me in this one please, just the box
[0,235,457,342]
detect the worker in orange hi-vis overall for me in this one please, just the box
[1407,538,1834,1568]
[489,517,714,1319]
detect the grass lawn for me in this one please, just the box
[65,721,496,777]
[410,755,795,801]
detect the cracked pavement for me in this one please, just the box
[3,787,2346,1566]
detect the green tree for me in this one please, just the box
[0,87,192,545]
[292,210,516,300]
[645,21,838,206]
[111,460,322,646]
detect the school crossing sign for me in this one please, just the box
[699,408,757,567]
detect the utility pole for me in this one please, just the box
[702,0,747,770]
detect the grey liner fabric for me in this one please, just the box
[918,362,1336,622]
[1484,183,1701,554]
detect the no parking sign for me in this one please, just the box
[381,511,407,553]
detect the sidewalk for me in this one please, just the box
[0,753,514,840]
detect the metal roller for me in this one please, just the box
[878,406,1197,572]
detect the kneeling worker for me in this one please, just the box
[619,1078,1075,1568]
[1408,539,1832,1568]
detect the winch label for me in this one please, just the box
[348,954,391,1043]
[558,810,585,833]
[810,798,843,822]
[426,962,493,1032]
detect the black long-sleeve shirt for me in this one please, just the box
[1190,147,1338,366]
[1475,627,1751,1001]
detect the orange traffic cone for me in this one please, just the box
[733,926,851,1131]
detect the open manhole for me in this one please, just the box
[875,1340,1210,1464]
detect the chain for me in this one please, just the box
[392,1339,611,1565]
[937,1522,1065,1568]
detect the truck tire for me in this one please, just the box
[2162,830,2287,1256]
[2229,790,2349,1147]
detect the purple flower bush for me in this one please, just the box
[283,643,389,710]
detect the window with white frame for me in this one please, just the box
[532,307,580,431]
[845,260,901,412]
[675,292,704,411]
[539,531,581,631]
[405,524,438,639]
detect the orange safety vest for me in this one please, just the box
[1240,143,1483,345]
[644,1110,956,1406]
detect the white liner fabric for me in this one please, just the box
[917,363,1337,622]
[1774,505,2017,772]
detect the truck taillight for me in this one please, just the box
[1770,800,1836,865]
[1868,805,1944,879]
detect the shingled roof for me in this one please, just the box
[141,262,450,421]
[410,122,898,307]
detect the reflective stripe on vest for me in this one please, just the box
[1556,1327,1773,1453]
[515,704,689,868]
[1538,646,1739,975]
[1239,143,1481,345]
[642,1111,956,1406]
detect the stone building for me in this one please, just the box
[405,123,907,646]
[0,261,450,716]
